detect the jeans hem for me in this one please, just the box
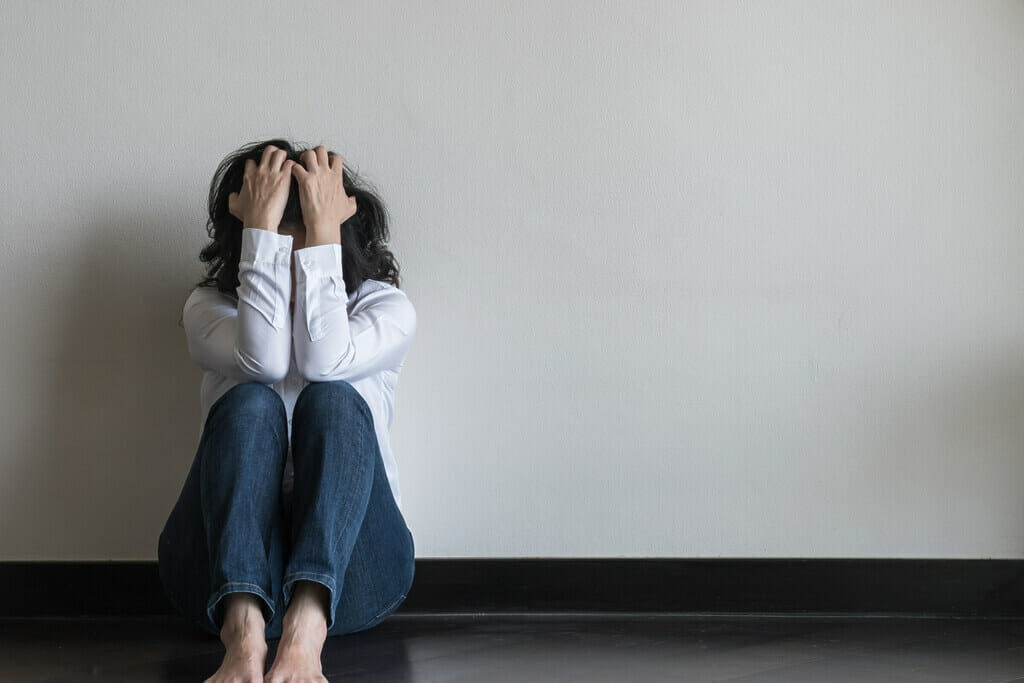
[346,592,407,635]
[206,581,276,630]
[282,572,338,630]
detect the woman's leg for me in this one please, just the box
[328,422,415,636]
[289,379,416,632]
[266,380,414,680]
[157,382,289,677]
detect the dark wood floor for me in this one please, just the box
[3,614,1024,682]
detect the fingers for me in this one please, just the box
[300,148,318,171]
[233,147,294,228]
[259,146,275,165]
[259,145,277,167]
[227,192,241,219]
[328,152,344,174]
[258,145,289,171]
[297,146,339,173]
[268,148,286,172]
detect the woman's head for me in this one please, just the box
[197,138,400,296]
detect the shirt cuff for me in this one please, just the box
[241,227,293,265]
[294,243,343,280]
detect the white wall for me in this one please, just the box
[1,1,1022,560]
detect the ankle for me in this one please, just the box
[284,582,329,627]
[281,608,328,645]
[219,593,267,646]
[277,585,327,650]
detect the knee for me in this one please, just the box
[209,382,286,427]
[212,382,284,419]
[295,380,372,425]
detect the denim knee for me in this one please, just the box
[210,382,287,424]
[294,380,372,425]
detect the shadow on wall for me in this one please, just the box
[9,207,201,558]
[844,349,1024,556]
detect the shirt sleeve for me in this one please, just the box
[291,243,416,383]
[182,228,293,384]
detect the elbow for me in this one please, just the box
[234,347,290,384]
[251,368,289,385]
[295,359,324,383]
[295,355,332,383]
[295,346,354,383]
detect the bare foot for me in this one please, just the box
[265,582,329,683]
[206,593,268,683]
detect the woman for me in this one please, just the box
[158,139,416,683]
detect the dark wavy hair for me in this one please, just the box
[196,138,400,296]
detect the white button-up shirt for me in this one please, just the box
[182,227,416,509]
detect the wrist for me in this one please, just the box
[245,215,279,232]
[305,225,341,247]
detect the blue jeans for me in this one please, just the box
[157,381,415,638]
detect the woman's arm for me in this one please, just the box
[183,228,294,383]
[291,243,416,382]
[184,144,298,383]
[287,145,415,382]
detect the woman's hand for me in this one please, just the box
[227,145,296,232]
[291,145,357,247]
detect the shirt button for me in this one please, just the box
[302,260,312,268]
[279,247,288,253]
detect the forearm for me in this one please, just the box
[185,144,297,383]
[291,242,352,378]
[213,228,293,382]
[290,250,416,382]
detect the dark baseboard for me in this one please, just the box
[2,559,1023,618]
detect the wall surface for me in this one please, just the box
[1,1,1022,560]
